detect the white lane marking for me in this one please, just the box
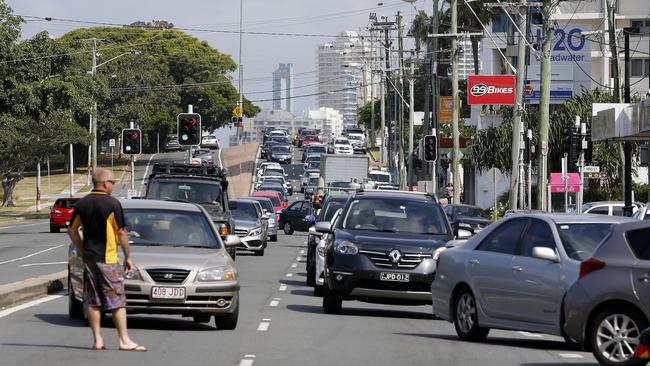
[20,261,67,268]
[285,273,293,277]
[239,360,254,366]
[0,294,64,318]
[0,245,64,265]
[269,298,280,307]
[257,319,271,331]
[279,284,287,291]
[138,153,157,196]
[296,257,302,261]
[518,331,544,338]
[244,355,256,359]
[299,249,305,254]
[0,222,49,231]
[291,263,298,268]
[558,354,584,359]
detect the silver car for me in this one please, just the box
[564,221,650,366]
[68,199,240,329]
[432,214,634,343]
[250,196,278,241]
[230,198,269,256]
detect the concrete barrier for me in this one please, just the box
[221,144,259,198]
[0,271,67,310]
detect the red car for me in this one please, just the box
[49,197,80,233]
[302,135,321,146]
[252,191,287,221]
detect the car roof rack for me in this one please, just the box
[150,162,226,178]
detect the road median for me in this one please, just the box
[221,144,259,198]
[0,271,67,310]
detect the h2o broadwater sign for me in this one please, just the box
[467,75,516,105]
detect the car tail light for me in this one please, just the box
[579,258,606,279]
[635,343,649,359]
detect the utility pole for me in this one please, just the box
[537,0,554,212]
[508,3,527,210]
[237,0,244,144]
[91,38,98,175]
[450,0,461,204]
[407,60,415,190]
[431,0,440,194]
[384,27,393,171]
[368,24,376,149]
[623,28,633,216]
[606,0,621,103]
[397,11,405,188]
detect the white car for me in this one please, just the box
[582,201,641,216]
[332,138,353,155]
[368,170,392,188]
[257,162,282,178]
[270,130,288,138]
[633,204,649,220]
[314,208,342,296]
[201,135,219,149]
[346,133,366,153]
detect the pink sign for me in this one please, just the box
[549,173,581,193]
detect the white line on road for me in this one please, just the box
[518,331,544,338]
[296,257,302,261]
[558,353,584,359]
[0,294,64,318]
[0,245,64,265]
[299,249,305,254]
[257,319,271,331]
[20,261,67,268]
[0,222,48,231]
[291,263,298,268]
[269,298,280,307]
[239,359,254,366]
[285,273,293,277]
[138,153,158,196]
[279,284,287,291]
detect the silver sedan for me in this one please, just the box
[432,214,634,343]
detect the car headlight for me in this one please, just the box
[124,269,141,280]
[215,223,229,237]
[249,227,263,236]
[198,266,235,281]
[334,240,358,255]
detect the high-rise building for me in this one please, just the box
[272,63,294,113]
[458,38,481,79]
[317,31,374,127]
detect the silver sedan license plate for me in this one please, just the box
[380,272,410,282]
[151,286,185,299]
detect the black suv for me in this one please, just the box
[316,190,453,314]
[145,163,236,259]
[444,204,491,235]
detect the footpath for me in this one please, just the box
[221,144,260,198]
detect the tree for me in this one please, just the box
[448,0,499,75]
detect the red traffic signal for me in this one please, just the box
[423,135,437,162]
[177,113,202,146]
[121,128,142,155]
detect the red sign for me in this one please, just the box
[549,173,581,193]
[467,75,516,105]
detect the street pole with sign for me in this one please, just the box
[109,138,115,170]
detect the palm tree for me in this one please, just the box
[409,10,431,57]
[448,0,499,75]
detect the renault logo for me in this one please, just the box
[163,273,174,279]
[388,249,402,264]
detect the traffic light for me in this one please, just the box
[121,128,142,155]
[562,127,581,164]
[231,116,243,127]
[423,135,437,162]
[584,127,593,163]
[523,135,532,164]
[177,113,202,146]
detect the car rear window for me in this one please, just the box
[556,223,613,260]
[627,227,650,260]
[56,199,78,209]
[256,195,280,206]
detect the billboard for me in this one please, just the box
[467,75,516,105]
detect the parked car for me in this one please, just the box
[314,208,343,296]
[317,190,453,314]
[201,135,219,150]
[164,134,182,152]
[68,199,240,329]
[431,214,634,345]
[250,197,279,242]
[633,204,650,221]
[230,199,269,256]
[583,201,642,216]
[444,204,492,235]
[49,197,80,233]
[307,194,349,287]
[563,221,650,366]
[278,200,315,235]
[270,145,293,164]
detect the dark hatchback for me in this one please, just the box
[444,204,491,234]
[316,190,453,314]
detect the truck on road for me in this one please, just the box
[316,154,369,200]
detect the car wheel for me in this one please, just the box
[453,290,490,341]
[214,298,239,330]
[193,314,211,323]
[283,222,294,235]
[314,285,323,297]
[50,226,60,233]
[68,275,83,319]
[254,248,265,256]
[322,285,342,314]
[270,235,278,242]
[589,306,648,366]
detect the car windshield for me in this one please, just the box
[455,206,483,217]
[56,199,78,209]
[147,180,222,205]
[347,134,362,141]
[307,161,321,170]
[301,130,315,137]
[253,199,274,213]
[335,139,350,145]
[308,177,320,186]
[323,201,345,221]
[264,142,278,148]
[305,135,319,141]
[272,146,291,153]
[125,209,220,248]
[231,202,259,220]
[307,146,326,154]
[556,223,613,260]
[330,181,352,188]
[369,172,391,183]
[343,198,448,235]
[263,178,284,185]
[255,194,280,206]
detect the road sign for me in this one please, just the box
[109,139,116,147]
[549,173,581,193]
[584,166,600,173]
[233,106,243,117]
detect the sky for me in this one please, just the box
[8,0,427,117]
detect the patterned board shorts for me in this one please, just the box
[84,261,127,311]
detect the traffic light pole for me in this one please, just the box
[129,121,135,192]
[187,105,194,164]
[577,119,586,214]
[407,61,415,191]
[527,129,532,211]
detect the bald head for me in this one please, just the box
[92,168,116,194]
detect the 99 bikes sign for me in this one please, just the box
[467,75,516,105]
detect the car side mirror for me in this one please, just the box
[262,213,271,220]
[308,226,323,238]
[315,221,333,234]
[224,235,241,248]
[532,247,559,262]
[455,229,472,240]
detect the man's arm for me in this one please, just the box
[67,216,84,256]
[117,228,133,272]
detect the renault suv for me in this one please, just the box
[316,190,453,314]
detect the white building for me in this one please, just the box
[317,31,374,127]
[458,38,481,79]
[307,107,344,140]
[272,63,294,113]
